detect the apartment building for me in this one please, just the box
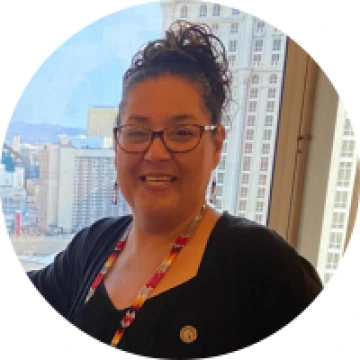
[160,1,358,284]
[38,144,129,233]
[160,1,286,224]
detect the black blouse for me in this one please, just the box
[72,213,323,358]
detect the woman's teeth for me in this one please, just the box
[141,176,175,183]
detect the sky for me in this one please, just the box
[9,2,163,129]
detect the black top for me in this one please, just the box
[29,212,322,358]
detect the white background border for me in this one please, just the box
[0,1,359,359]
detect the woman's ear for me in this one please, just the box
[212,124,225,168]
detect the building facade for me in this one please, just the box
[87,106,118,140]
[317,107,358,284]
[160,1,286,224]
[38,144,129,234]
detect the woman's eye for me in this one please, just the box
[169,127,196,137]
[176,129,193,136]
[127,130,147,138]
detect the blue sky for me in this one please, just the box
[10,2,162,129]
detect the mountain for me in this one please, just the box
[4,122,87,145]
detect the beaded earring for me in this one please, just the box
[112,181,119,205]
[209,178,216,205]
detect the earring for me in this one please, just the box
[112,181,119,205]
[209,178,216,205]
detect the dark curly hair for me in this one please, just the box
[116,20,232,126]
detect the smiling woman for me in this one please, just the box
[114,75,224,229]
[27,20,322,358]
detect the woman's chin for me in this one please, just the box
[134,199,180,218]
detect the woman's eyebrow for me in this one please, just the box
[170,114,198,122]
[126,115,149,123]
[126,114,198,124]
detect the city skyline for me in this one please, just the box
[2,0,358,286]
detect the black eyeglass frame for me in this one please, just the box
[113,124,218,154]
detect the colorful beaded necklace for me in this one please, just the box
[84,204,207,347]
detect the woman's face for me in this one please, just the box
[115,75,224,222]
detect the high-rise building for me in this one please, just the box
[12,134,21,152]
[160,1,286,223]
[315,108,357,285]
[38,144,129,233]
[87,106,118,140]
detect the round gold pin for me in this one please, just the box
[180,325,198,344]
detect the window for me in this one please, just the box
[223,141,228,153]
[256,20,265,32]
[228,54,236,67]
[263,129,272,141]
[344,118,354,135]
[273,39,281,51]
[256,201,265,212]
[229,40,237,52]
[260,157,269,171]
[265,115,274,126]
[249,100,257,112]
[251,74,260,85]
[255,214,263,223]
[253,54,262,63]
[334,191,348,209]
[257,187,266,198]
[240,186,249,198]
[244,143,253,153]
[269,74,278,84]
[250,88,258,98]
[242,174,249,184]
[268,88,276,98]
[262,143,271,154]
[230,23,239,33]
[247,115,256,126]
[329,232,343,249]
[341,140,356,157]
[254,39,263,52]
[232,8,240,15]
[266,100,276,112]
[271,54,280,64]
[199,4,207,17]
[239,200,247,211]
[217,173,224,184]
[242,157,251,171]
[331,212,346,229]
[246,129,254,141]
[259,174,267,185]
[337,162,352,187]
[213,4,220,16]
[180,5,188,18]
[326,253,341,270]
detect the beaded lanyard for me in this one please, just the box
[84,204,207,348]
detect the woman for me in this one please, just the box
[28,20,322,358]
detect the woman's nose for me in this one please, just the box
[143,135,171,161]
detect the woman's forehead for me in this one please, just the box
[121,76,210,125]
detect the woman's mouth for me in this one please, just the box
[139,175,177,184]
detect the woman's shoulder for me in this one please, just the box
[71,214,133,255]
[209,211,322,291]
[212,211,290,255]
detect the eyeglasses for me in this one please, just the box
[113,124,218,154]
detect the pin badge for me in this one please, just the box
[180,325,198,344]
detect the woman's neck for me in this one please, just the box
[127,204,209,253]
